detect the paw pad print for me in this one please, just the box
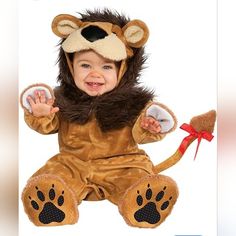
[134,184,173,224]
[28,184,65,224]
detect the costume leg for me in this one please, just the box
[21,153,90,226]
[91,154,179,228]
[90,154,155,204]
[118,174,178,228]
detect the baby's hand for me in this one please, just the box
[27,90,59,117]
[141,116,161,134]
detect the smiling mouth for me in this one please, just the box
[85,82,104,90]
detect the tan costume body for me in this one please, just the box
[24,102,166,205]
[21,11,216,228]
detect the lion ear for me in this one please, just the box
[122,20,149,48]
[51,14,82,38]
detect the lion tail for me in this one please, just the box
[153,110,216,174]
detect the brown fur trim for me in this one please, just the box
[54,85,154,132]
[79,9,131,27]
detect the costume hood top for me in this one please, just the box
[52,9,154,131]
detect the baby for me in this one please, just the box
[21,9,179,228]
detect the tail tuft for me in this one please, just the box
[190,110,216,134]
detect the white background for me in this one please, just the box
[19,0,217,236]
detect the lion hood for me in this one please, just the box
[54,9,154,131]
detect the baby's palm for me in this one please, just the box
[27,90,59,117]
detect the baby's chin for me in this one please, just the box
[79,87,114,97]
[86,91,102,96]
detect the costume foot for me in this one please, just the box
[119,175,178,228]
[22,174,79,226]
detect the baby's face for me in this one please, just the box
[73,50,118,96]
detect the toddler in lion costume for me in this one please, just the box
[20,9,216,228]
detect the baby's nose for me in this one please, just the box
[89,71,102,78]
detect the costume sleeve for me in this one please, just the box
[132,101,177,144]
[24,110,59,134]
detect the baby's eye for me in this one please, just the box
[80,63,90,68]
[103,65,113,70]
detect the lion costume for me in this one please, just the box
[20,9,216,228]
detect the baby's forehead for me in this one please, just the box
[74,50,116,63]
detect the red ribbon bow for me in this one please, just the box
[179,123,214,160]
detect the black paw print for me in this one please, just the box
[134,184,173,224]
[28,184,65,224]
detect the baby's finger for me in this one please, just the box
[149,125,161,134]
[27,95,36,107]
[39,90,46,103]
[34,90,41,103]
[154,125,161,133]
[153,120,160,127]
[141,117,154,129]
[146,116,157,123]
[142,121,149,128]
[154,123,161,132]
[149,118,156,125]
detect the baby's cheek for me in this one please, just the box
[73,77,84,90]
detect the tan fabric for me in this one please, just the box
[24,101,166,159]
[31,153,154,205]
[24,102,171,205]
